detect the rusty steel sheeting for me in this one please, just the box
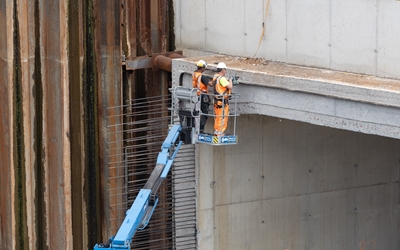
[18,0,38,249]
[0,1,16,249]
[68,0,86,248]
[0,0,122,248]
[1,0,177,248]
[117,0,178,248]
[39,0,73,249]
[95,0,124,243]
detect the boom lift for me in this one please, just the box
[94,86,239,249]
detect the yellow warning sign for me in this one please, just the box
[213,136,219,144]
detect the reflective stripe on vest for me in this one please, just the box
[214,75,229,96]
[193,71,207,94]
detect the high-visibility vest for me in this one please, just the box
[213,74,231,97]
[192,71,207,95]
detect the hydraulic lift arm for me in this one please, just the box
[94,124,183,250]
[94,86,239,249]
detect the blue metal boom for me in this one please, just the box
[95,86,239,249]
[94,124,183,250]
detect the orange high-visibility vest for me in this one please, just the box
[192,71,207,95]
[214,74,231,97]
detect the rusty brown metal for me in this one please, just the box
[143,0,171,247]
[40,0,73,249]
[1,0,177,248]
[95,0,124,244]
[2,0,74,249]
[0,2,16,249]
[154,54,174,72]
[68,0,86,249]
[125,52,184,71]
[154,53,185,72]
[18,0,39,248]
[125,55,153,70]
[118,0,177,248]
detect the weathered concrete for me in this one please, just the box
[171,56,400,249]
[199,114,399,250]
[174,0,400,79]
[173,56,400,139]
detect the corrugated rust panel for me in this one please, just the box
[139,0,151,56]
[124,1,172,248]
[39,0,72,249]
[68,0,86,249]
[95,0,124,242]
[124,0,138,102]
[1,0,175,248]
[18,0,38,249]
[0,1,16,249]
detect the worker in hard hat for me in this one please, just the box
[213,62,233,136]
[193,60,213,133]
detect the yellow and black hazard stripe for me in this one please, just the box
[212,136,219,144]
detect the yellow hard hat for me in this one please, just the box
[196,60,207,68]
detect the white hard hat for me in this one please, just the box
[196,60,207,68]
[217,62,227,69]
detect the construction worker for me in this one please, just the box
[213,62,233,136]
[193,60,212,133]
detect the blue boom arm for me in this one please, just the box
[94,124,183,249]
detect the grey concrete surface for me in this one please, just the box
[174,0,400,79]
[198,115,399,250]
[173,56,400,139]
[171,56,400,249]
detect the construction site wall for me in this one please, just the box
[173,1,400,248]
[197,114,399,250]
[170,56,400,250]
[0,1,174,249]
[174,0,400,79]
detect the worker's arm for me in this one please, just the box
[219,76,233,89]
[201,75,212,87]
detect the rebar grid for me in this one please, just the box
[107,95,197,249]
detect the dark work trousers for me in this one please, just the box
[200,94,210,131]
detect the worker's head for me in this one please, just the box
[217,62,227,73]
[196,60,207,69]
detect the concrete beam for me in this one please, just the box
[172,55,400,139]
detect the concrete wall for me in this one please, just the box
[174,0,400,79]
[172,2,400,247]
[171,55,400,249]
[198,114,399,250]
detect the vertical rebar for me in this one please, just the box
[106,95,197,249]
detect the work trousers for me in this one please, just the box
[214,103,229,135]
[200,94,210,130]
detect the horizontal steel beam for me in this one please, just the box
[125,52,184,71]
